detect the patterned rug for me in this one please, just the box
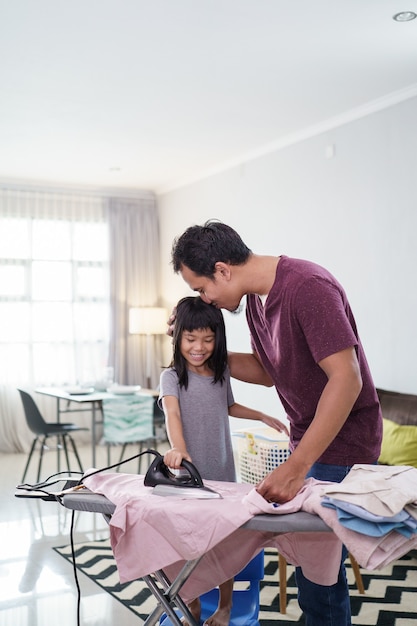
[54,540,417,625]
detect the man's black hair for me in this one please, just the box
[171,219,252,277]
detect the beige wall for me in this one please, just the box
[157,96,417,426]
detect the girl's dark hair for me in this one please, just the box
[171,296,228,389]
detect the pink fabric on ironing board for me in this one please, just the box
[301,475,417,570]
[82,472,343,600]
[164,527,339,603]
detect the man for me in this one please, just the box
[170,219,382,626]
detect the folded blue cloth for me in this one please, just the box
[321,496,417,538]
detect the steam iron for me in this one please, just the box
[144,451,221,499]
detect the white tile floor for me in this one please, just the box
[0,442,168,626]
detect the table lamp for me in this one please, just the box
[129,307,168,388]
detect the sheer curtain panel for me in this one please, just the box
[108,195,163,388]
[0,187,109,452]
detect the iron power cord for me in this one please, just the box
[64,448,160,626]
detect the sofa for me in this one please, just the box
[377,387,417,468]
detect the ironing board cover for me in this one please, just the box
[82,472,342,601]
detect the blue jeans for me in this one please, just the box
[295,463,352,626]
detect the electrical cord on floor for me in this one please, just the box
[59,448,161,626]
[16,449,161,626]
[69,508,82,626]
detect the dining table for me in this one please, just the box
[35,386,159,466]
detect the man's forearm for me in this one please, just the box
[290,372,361,471]
[228,351,274,386]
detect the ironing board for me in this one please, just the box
[63,491,330,626]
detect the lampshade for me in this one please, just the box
[129,307,168,335]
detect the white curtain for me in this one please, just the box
[0,187,108,452]
[0,187,162,453]
[108,195,163,387]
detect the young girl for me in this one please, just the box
[159,296,288,626]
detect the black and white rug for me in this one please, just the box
[54,540,417,625]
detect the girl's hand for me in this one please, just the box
[261,415,290,437]
[164,447,192,470]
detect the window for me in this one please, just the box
[0,212,110,386]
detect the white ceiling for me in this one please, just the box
[1,0,417,194]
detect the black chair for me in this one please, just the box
[18,388,88,483]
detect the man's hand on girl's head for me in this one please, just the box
[166,307,177,337]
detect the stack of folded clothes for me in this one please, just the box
[314,464,417,569]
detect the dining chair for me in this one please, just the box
[102,393,156,473]
[17,388,88,483]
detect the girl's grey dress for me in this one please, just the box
[159,367,236,482]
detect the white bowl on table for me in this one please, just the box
[106,384,142,395]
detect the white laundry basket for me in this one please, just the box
[233,426,290,484]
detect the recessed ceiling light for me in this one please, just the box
[393,11,417,21]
